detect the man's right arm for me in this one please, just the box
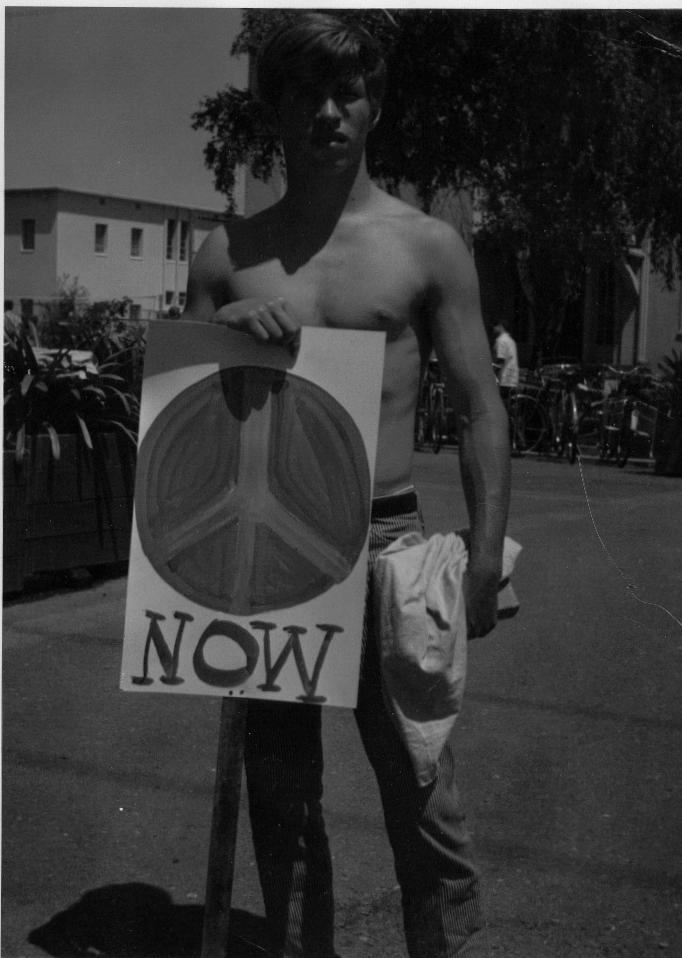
[181,227,300,349]
[423,219,510,638]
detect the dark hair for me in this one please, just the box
[256,13,386,110]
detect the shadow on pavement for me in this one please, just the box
[27,883,270,957]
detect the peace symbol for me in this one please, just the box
[135,366,371,615]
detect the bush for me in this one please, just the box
[4,292,145,463]
[654,348,682,476]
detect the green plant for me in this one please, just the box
[32,275,137,354]
[654,348,682,476]
[658,348,682,413]
[3,319,143,464]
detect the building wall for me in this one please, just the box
[4,190,59,302]
[582,251,682,373]
[53,191,220,312]
[644,270,682,371]
[407,182,682,375]
[476,240,682,374]
[4,188,223,317]
[55,192,166,310]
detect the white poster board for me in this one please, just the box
[121,321,385,708]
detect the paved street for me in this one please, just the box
[3,450,682,958]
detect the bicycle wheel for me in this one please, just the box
[414,409,427,449]
[430,397,445,453]
[598,424,615,461]
[554,393,568,458]
[599,398,622,462]
[616,422,631,468]
[567,392,580,464]
[508,394,547,454]
[549,393,565,457]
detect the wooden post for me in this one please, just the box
[201,697,248,958]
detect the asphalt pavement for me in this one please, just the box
[3,450,682,958]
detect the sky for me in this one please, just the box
[3,2,650,213]
[4,6,249,211]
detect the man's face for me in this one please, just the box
[277,73,378,175]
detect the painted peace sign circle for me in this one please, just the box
[136,365,371,615]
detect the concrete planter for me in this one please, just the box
[3,433,135,593]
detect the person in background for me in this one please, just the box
[492,321,519,400]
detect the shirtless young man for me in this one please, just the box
[181,14,510,957]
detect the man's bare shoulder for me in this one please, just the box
[193,222,229,268]
[411,212,475,290]
[221,204,286,270]
[368,188,424,225]
[223,204,281,238]
[371,189,469,252]
[192,208,277,279]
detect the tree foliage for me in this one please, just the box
[192,10,682,351]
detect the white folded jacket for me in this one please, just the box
[373,531,521,786]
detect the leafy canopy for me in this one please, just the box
[192,10,682,294]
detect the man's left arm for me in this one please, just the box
[425,223,511,638]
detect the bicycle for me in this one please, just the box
[532,363,607,463]
[505,380,550,455]
[598,366,666,467]
[427,376,447,453]
[414,361,449,454]
[539,364,585,463]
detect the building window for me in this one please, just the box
[166,219,176,260]
[21,219,36,251]
[130,304,142,321]
[179,221,189,261]
[595,263,616,346]
[95,223,108,254]
[130,228,143,258]
[178,291,187,309]
[165,291,174,306]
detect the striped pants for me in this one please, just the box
[244,491,485,957]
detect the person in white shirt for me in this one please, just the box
[492,321,519,396]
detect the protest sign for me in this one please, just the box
[121,321,385,708]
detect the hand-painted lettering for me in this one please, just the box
[132,610,194,685]
[130,611,343,701]
[253,621,344,703]
[193,619,260,687]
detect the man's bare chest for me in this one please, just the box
[227,239,425,341]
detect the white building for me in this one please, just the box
[4,187,227,319]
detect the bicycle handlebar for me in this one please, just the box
[601,363,656,380]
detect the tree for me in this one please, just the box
[192,9,682,359]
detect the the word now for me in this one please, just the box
[131,610,344,703]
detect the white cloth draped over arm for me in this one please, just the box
[373,531,521,787]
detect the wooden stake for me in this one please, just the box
[201,697,248,958]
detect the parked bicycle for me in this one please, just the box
[538,363,608,462]
[415,360,451,454]
[598,365,667,467]
[544,364,582,462]
[505,376,549,455]
[504,364,604,460]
